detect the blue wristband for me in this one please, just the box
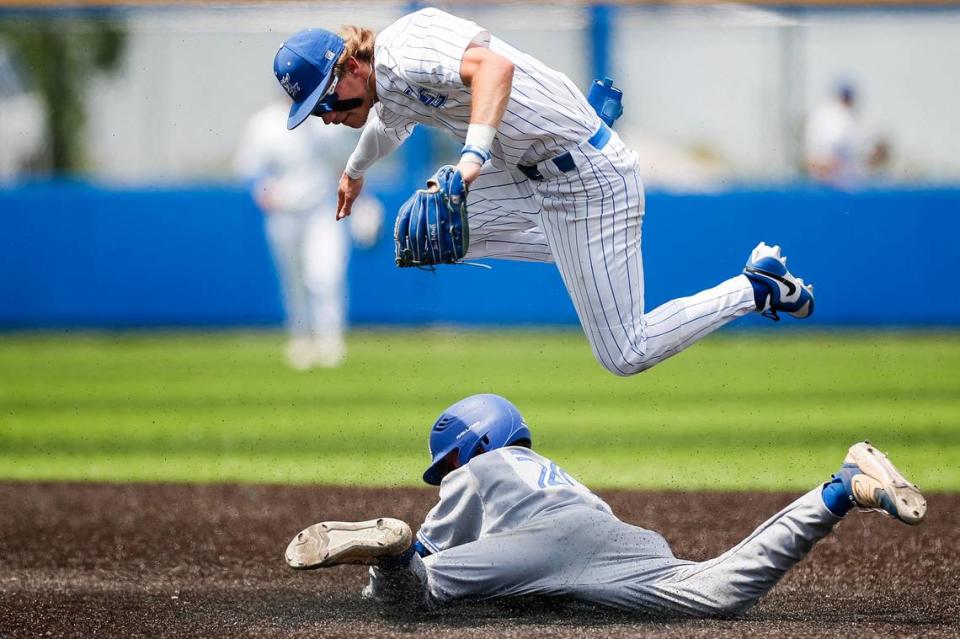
[461,144,491,164]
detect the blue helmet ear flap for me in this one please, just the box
[423,394,532,485]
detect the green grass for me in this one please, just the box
[1,329,958,491]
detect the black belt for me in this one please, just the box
[517,122,613,181]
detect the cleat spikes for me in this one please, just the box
[844,442,926,525]
[285,518,412,570]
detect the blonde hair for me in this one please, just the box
[336,25,375,71]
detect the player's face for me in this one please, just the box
[316,59,374,128]
[434,449,463,481]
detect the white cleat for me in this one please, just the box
[285,518,412,569]
[844,442,927,525]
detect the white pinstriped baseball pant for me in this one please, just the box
[464,130,757,376]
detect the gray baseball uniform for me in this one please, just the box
[365,446,840,617]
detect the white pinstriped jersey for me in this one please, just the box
[372,7,601,168]
[416,447,612,555]
[361,8,759,377]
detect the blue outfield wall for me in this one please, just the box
[0,182,958,329]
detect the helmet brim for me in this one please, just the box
[286,76,332,130]
[422,464,445,486]
[422,447,456,486]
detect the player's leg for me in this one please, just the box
[265,212,309,334]
[302,212,348,367]
[463,164,554,263]
[264,211,315,369]
[630,486,839,617]
[534,136,754,376]
[630,277,758,372]
[640,243,815,368]
[635,441,926,618]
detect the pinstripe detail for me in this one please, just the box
[531,137,755,375]
[374,8,599,168]
[580,139,646,363]
[544,160,625,373]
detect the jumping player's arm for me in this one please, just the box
[389,9,512,185]
[455,45,513,184]
[337,108,416,219]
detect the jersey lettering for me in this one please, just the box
[509,449,577,489]
[404,85,448,108]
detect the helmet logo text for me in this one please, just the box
[280,73,301,99]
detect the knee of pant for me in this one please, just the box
[710,594,757,619]
[595,352,657,377]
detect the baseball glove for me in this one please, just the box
[394,165,469,268]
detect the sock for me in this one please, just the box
[748,278,770,311]
[821,463,860,517]
[377,544,416,571]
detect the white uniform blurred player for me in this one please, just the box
[235,99,381,369]
[805,83,865,187]
[273,9,815,377]
[805,82,888,188]
[285,394,927,616]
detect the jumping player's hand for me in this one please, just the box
[337,172,365,220]
[455,159,483,186]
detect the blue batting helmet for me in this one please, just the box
[423,394,532,485]
[273,29,345,130]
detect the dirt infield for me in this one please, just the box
[1,482,957,638]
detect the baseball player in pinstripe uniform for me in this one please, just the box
[273,8,815,376]
[285,394,927,616]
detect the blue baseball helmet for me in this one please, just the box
[274,29,345,130]
[423,394,532,485]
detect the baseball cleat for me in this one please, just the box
[743,242,815,321]
[285,518,412,570]
[842,441,927,525]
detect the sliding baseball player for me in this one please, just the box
[285,394,926,616]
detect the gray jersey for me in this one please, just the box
[369,449,841,616]
[416,447,611,554]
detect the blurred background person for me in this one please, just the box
[804,80,890,188]
[234,96,382,370]
[0,41,46,180]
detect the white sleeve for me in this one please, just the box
[344,107,415,178]
[416,466,484,554]
[394,8,490,90]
